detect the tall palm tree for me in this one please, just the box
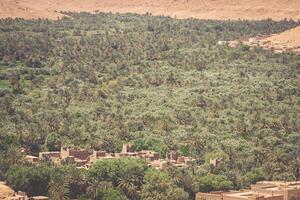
[117,174,141,199]
[86,180,112,200]
[48,178,70,200]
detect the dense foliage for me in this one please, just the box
[0,12,299,199]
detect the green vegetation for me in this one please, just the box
[141,169,189,200]
[0,12,299,199]
[6,165,63,196]
[0,80,9,90]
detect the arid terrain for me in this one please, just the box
[1,0,300,20]
[262,26,300,53]
[0,182,14,199]
[226,26,300,53]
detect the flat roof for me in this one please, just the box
[25,155,38,158]
[224,191,283,198]
[224,191,255,198]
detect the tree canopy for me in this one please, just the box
[0,12,299,199]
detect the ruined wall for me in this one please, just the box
[122,144,133,153]
[196,192,223,200]
[94,151,106,157]
[223,195,251,200]
[39,152,60,160]
[69,150,90,160]
[252,189,284,197]
[60,148,90,160]
[287,189,300,200]
[60,148,69,160]
[197,182,300,200]
[152,152,160,160]
[264,195,284,200]
[166,151,179,161]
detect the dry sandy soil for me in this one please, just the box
[0,0,300,50]
[264,26,300,52]
[227,26,300,54]
[0,182,15,200]
[1,0,300,20]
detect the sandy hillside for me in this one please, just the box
[0,182,15,200]
[1,0,300,20]
[228,26,300,53]
[265,26,300,49]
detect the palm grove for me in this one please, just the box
[0,12,299,200]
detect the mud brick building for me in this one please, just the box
[25,143,195,169]
[38,151,60,164]
[24,155,39,164]
[196,181,300,200]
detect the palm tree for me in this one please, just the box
[86,182,101,200]
[86,180,112,200]
[48,178,70,200]
[117,174,141,199]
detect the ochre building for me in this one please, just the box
[196,181,300,200]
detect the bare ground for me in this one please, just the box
[0,182,14,200]
[1,0,300,20]
[264,26,300,51]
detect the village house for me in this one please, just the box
[150,150,195,169]
[24,155,39,164]
[166,150,195,166]
[196,181,300,200]
[39,151,60,163]
[29,196,48,200]
[25,143,195,170]
[209,157,222,167]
